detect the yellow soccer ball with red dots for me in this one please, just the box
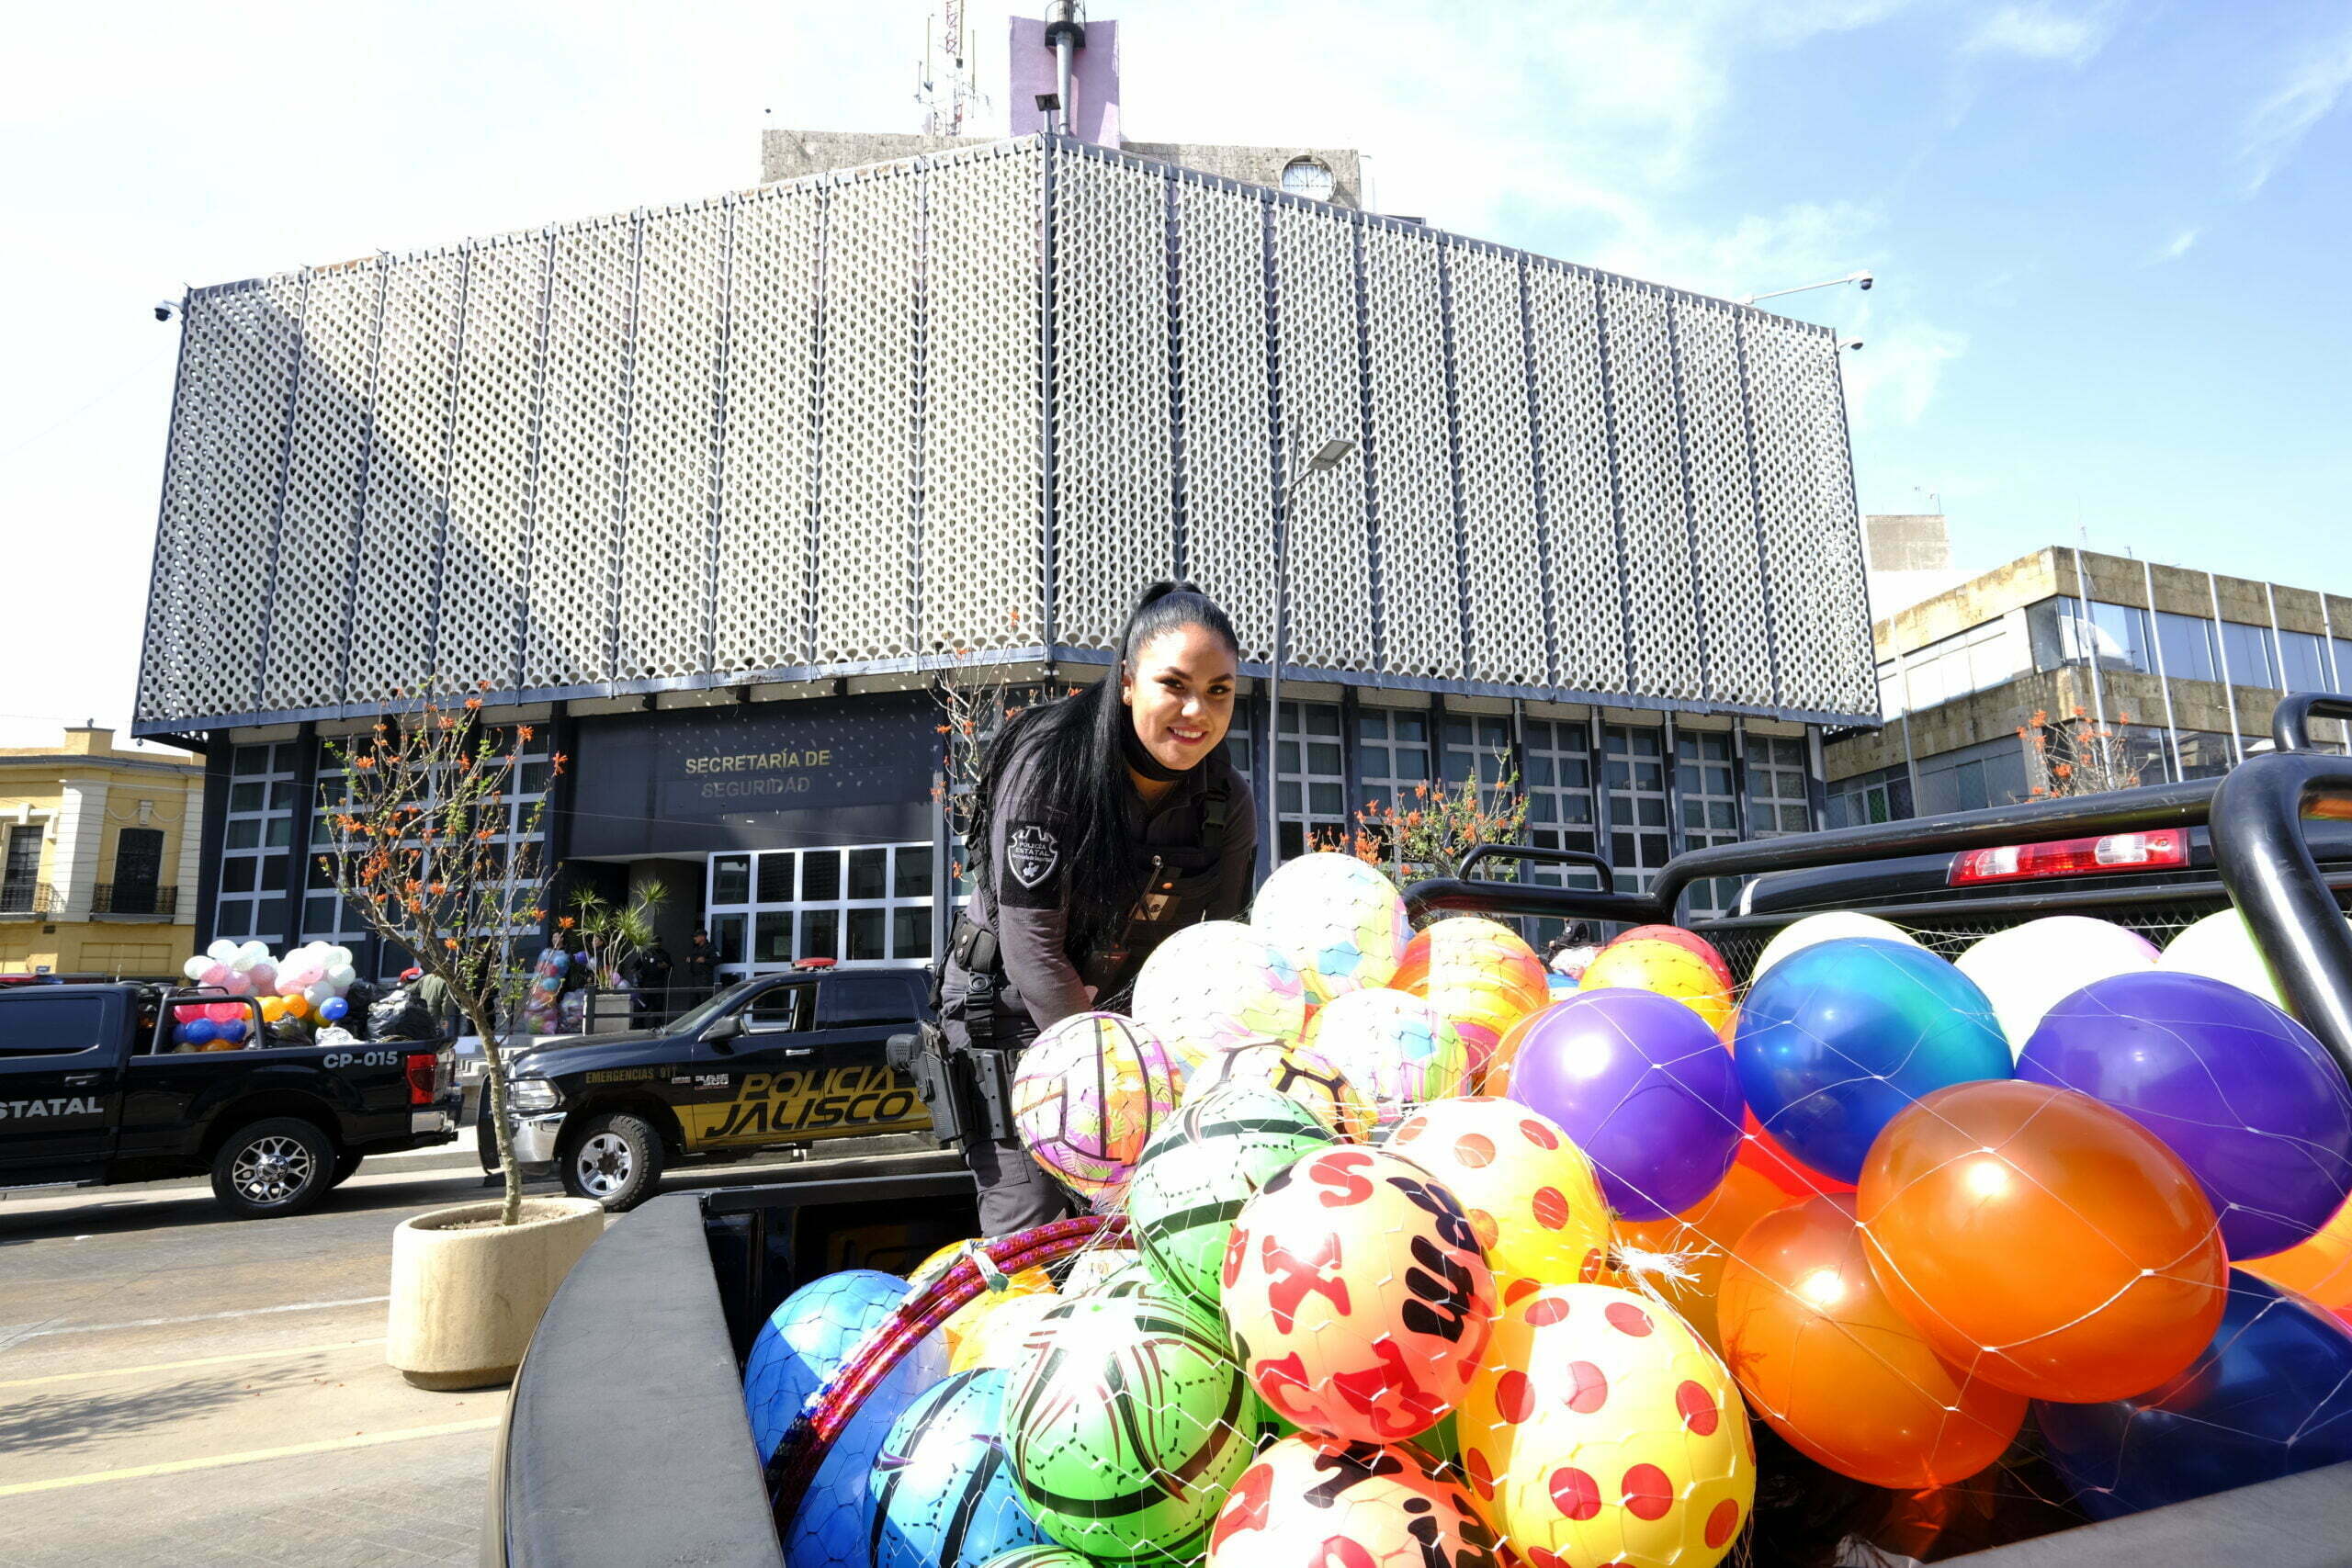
[1458,1284,1755,1568]
[1386,1096,1611,1303]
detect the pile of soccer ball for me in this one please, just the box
[745,857,2352,1568]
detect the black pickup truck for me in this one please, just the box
[495,961,933,1212]
[0,983,458,1219]
[489,747,2352,1568]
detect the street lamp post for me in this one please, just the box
[1267,433,1356,871]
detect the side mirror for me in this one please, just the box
[704,1014,746,1049]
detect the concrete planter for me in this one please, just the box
[387,1196,605,1391]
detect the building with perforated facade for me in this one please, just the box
[133,132,1873,982]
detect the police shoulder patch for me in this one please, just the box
[1001,820,1063,908]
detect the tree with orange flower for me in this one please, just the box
[1336,764,1531,890]
[318,684,562,1226]
[2018,705,2143,799]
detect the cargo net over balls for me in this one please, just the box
[754,862,2352,1568]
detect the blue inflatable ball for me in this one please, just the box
[183,1020,218,1046]
[1733,937,2012,1184]
[2020,971,2352,1260]
[870,1367,1048,1568]
[2039,1270,2352,1520]
[320,997,348,1021]
[215,1017,248,1043]
[745,1269,931,1461]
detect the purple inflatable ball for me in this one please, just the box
[2018,970,2352,1260]
[1503,986,1744,1220]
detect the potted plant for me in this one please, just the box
[321,685,604,1390]
[569,885,665,1033]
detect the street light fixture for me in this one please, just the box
[1737,270,1873,307]
[1266,432,1356,871]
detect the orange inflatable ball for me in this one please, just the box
[1611,924,1734,991]
[1579,938,1735,1034]
[1390,918,1550,1085]
[2244,1190,2352,1311]
[1389,1096,1613,1304]
[1858,1080,2227,1404]
[1478,1000,1559,1097]
[1719,1194,2026,1489]
[282,994,311,1021]
[1614,1164,1790,1356]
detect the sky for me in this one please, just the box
[5,0,2348,747]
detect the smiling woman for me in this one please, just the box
[941,581,1260,1236]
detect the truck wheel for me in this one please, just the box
[329,1150,364,1189]
[560,1112,663,1212]
[211,1118,336,1220]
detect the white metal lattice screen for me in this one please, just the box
[135,136,1871,735]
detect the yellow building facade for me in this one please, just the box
[0,727,205,977]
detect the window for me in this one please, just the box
[1827,764,1913,829]
[111,828,164,912]
[1224,701,1255,789]
[2,824,41,913]
[1274,702,1345,859]
[2155,612,2219,682]
[2219,622,2278,690]
[1603,724,1670,894]
[1522,718,1600,880]
[0,996,105,1057]
[216,742,296,946]
[1355,708,1430,816]
[708,841,936,973]
[742,986,809,1032]
[1676,730,1740,918]
[1746,735,1815,837]
[1442,714,1512,788]
[2279,630,2332,693]
[817,972,922,1028]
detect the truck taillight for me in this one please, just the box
[404,1052,437,1106]
[1949,829,2188,886]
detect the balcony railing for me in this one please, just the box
[0,881,58,918]
[92,883,178,917]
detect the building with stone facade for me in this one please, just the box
[0,728,205,977]
[1826,543,2352,826]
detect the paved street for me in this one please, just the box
[0,1140,893,1566]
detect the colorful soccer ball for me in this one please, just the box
[1206,1433,1502,1568]
[1389,917,1551,1084]
[1181,1036,1374,1141]
[1009,1294,1256,1561]
[1249,852,1413,1004]
[1130,920,1308,1067]
[1388,1096,1612,1302]
[869,1368,1050,1568]
[1222,1145,1497,1445]
[1012,1012,1184,1199]
[977,1550,1095,1568]
[1126,1086,1336,1313]
[1302,987,1468,1126]
[1459,1285,1755,1568]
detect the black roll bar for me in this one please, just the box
[2271,692,2352,755]
[1454,842,1618,895]
[2209,750,2352,1081]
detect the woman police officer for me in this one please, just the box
[941,581,1258,1236]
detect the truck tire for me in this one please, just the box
[329,1150,364,1188]
[210,1117,337,1220]
[560,1111,664,1212]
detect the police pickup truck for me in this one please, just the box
[0,983,458,1219]
[498,961,933,1212]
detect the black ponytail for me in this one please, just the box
[968,581,1241,951]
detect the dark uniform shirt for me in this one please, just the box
[960,737,1258,1032]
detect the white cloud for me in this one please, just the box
[2243,24,2352,192]
[1841,318,1970,432]
[1960,4,2113,67]
[2148,226,2201,264]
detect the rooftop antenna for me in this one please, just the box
[918,0,982,136]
